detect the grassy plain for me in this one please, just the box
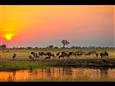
[0,48,115,70]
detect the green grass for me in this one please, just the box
[1,48,115,59]
[15,78,115,82]
[0,60,51,70]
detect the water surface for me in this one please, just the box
[0,67,115,81]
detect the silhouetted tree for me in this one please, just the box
[61,40,70,48]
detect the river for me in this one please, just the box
[0,67,115,82]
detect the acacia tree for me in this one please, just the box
[61,40,70,48]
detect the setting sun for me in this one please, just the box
[3,33,14,41]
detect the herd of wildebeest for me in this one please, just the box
[11,50,109,60]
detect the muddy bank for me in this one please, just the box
[0,59,115,71]
[39,59,115,68]
[20,59,115,68]
[0,67,26,71]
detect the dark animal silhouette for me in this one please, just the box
[67,52,75,57]
[74,51,85,56]
[12,53,16,60]
[56,52,60,56]
[31,52,36,57]
[75,53,83,56]
[96,53,99,57]
[37,52,55,60]
[44,52,55,59]
[39,52,46,56]
[35,53,39,58]
[31,52,35,55]
[100,51,109,59]
[57,52,68,59]
[46,52,54,57]
[30,52,39,58]
[28,55,34,61]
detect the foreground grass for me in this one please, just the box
[0,60,51,70]
[15,78,115,82]
[0,58,115,70]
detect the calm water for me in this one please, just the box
[0,67,115,81]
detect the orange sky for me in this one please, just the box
[0,5,115,47]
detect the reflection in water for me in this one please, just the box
[100,68,108,79]
[0,67,115,81]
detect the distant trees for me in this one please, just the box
[61,40,70,48]
[47,45,59,49]
[27,47,32,49]
[54,46,58,49]
[34,47,38,49]
[71,46,76,49]
[47,45,54,49]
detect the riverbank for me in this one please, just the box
[50,59,115,68]
[24,79,115,82]
[0,60,50,71]
[0,59,115,71]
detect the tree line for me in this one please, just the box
[0,40,70,49]
[0,39,114,49]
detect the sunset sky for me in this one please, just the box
[0,5,115,48]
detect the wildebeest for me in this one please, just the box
[28,55,35,61]
[46,52,55,57]
[43,52,55,60]
[100,51,109,59]
[74,51,85,56]
[96,53,99,57]
[76,53,83,56]
[31,52,36,57]
[35,52,55,60]
[56,52,60,56]
[31,52,35,54]
[57,52,68,59]
[57,51,85,59]
[67,52,75,57]
[35,53,39,58]
[39,52,46,56]
[12,53,16,60]
[30,52,39,58]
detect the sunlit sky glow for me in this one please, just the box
[0,5,115,48]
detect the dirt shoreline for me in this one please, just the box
[0,59,115,71]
